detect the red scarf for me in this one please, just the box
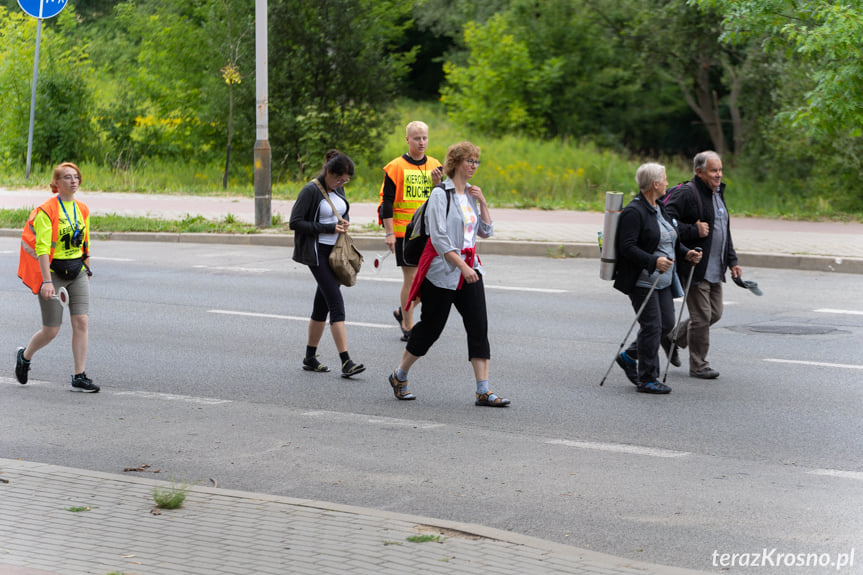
[405,241,478,312]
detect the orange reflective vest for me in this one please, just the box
[377,155,442,238]
[18,196,90,294]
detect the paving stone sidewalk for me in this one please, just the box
[0,458,708,575]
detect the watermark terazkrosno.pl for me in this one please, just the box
[712,548,855,571]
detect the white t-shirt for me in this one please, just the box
[457,193,478,250]
[317,192,347,246]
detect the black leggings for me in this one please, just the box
[309,243,346,324]
[406,277,490,360]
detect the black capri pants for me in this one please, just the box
[406,276,491,361]
[309,243,346,324]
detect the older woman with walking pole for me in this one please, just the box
[611,163,702,394]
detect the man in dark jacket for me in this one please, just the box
[664,151,743,380]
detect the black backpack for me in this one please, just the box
[403,185,451,267]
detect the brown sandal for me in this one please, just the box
[388,372,416,400]
[475,391,510,407]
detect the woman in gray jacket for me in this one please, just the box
[387,141,509,407]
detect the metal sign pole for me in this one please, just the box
[253,0,271,228]
[25,17,42,179]
[19,0,68,178]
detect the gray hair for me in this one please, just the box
[693,151,720,173]
[635,162,666,192]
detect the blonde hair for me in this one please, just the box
[443,141,481,178]
[50,162,82,194]
[405,121,429,137]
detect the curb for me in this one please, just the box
[2,228,861,274]
[1,458,710,575]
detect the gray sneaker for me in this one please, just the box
[15,347,30,385]
[71,372,100,393]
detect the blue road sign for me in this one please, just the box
[18,0,68,19]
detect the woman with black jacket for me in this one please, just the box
[289,150,365,378]
[612,163,702,394]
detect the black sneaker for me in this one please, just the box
[637,381,671,394]
[15,347,30,385]
[71,372,100,393]
[615,351,638,385]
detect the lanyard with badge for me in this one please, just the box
[58,196,84,248]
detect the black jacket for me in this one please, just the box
[663,176,738,285]
[289,177,350,266]
[613,194,689,295]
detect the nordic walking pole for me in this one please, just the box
[599,270,665,386]
[662,248,701,384]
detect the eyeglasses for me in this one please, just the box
[335,175,351,185]
[465,159,481,167]
[60,174,81,182]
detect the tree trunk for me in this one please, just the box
[674,61,728,156]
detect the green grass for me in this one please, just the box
[406,534,444,543]
[2,100,860,222]
[0,208,274,234]
[152,481,188,510]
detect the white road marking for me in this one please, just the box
[815,308,863,316]
[360,276,566,293]
[808,469,863,481]
[91,256,135,262]
[208,309,393,329]
[486,285,567,294]
[113,391,230,405]
[546,439,691,458]
[303,410,445,429]
[764,358,863,370]
[194,265,271,273]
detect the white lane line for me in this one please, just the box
[361,276,565,293]
[194,265,271,273]
[815,308,863,316]
[808,469,863,481]
[546,439,691,459]
[486,285,567,294]
[91,256,135,262]
[113,391,230,405]
[764,358,863,370]
[303,410,445,429]
[208,309,393,329]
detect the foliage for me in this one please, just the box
[0,6,97,165]
[268,0,415,181]
[693,0,863,178]
[441,14,562,137]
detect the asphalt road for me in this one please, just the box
[1,237,861,574]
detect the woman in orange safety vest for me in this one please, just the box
[16,162,99,393]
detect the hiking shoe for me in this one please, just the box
[637,381,671,394]
[15,347,30,385]
[71,372,100,393]
[615,351,638,385]
[690,367,720,379]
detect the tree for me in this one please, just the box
[441,14,562,137]
[0,6,96,166]
[693,0,863,173]
[267,0,414,179]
